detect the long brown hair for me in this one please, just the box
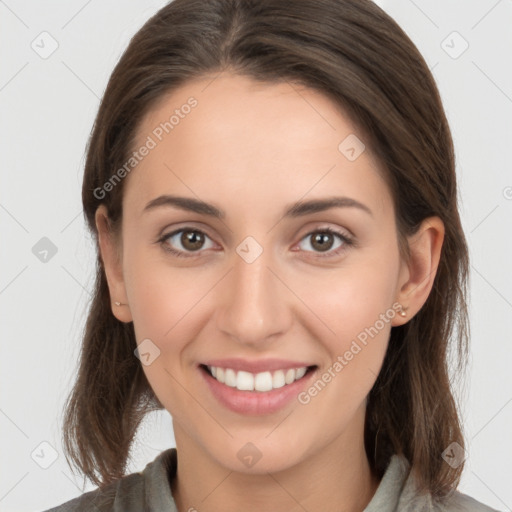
[64,0,470,500]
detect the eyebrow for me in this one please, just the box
[143,194,373,219]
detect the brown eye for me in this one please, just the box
[180,230,205,251]
[297,228,353,257]
[159,228,215,257]
[310,232,336,252]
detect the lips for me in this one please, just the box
[199,362,318,415]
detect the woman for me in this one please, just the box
[43,0,499,510]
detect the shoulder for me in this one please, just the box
[40,448,177,512]
[391,455,502,512]
[41,472,145,512]
[432,489,502,512]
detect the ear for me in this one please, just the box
[95,205,133,323]
[391,216,445,326]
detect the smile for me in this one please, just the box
[205,364,314,392]
[199,363,318,415]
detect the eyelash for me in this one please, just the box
[156,226,355,259]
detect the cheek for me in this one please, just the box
[303,256,399,342]
[295,246,400,397]
[123,248,207,409]
[298,274,396,422]
[124,242,207,341]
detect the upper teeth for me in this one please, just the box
[207,365,309,392]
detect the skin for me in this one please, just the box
[96,72,444,512]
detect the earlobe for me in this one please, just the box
[392,216,445,326]
[95,205,133,323]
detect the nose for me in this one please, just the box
[215,245,293,348]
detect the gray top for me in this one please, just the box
[42,449,501,511]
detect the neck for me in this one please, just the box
[170,410,380,512]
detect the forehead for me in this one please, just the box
[124,72,391,221]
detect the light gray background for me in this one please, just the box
[1,1,511,511]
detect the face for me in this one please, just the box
[98,72,416,474]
